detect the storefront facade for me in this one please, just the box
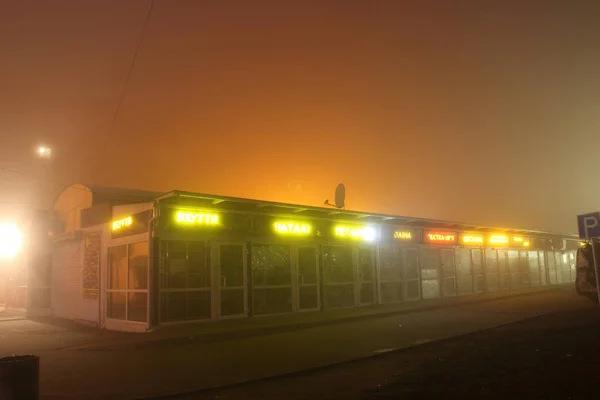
[95,191,580,332]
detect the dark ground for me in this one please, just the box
[183,299,600,400]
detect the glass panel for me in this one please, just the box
[165,241,186,289]
[358,248,374,281]
[485,249,499,292]
[420,248,438,270]
[519,250,530,286]
[547,251,557,284]
[421,279,441,299]
[486,249,498,275]
[538,251,547,285]
[508,250,521,287]
[528,251,540,285]
[108,245,127,290]
[253,287,293,315]
[323,284,354,308]
[107,292,126,320]
[298,247,318,284]
[188,242,210,288]
[379,245,401,282]
[251,244,291,287]
[555,253,563,283]
[474,275,486,292]
[440,249,455,276]
[220,289,245,316]
[421,269,439,279]
[299,286,318,310]
[360,282,375,304]
[406,280,420,299]
[405,248,419,280]
[380,282,403,303]
[160,291,186,321]
[472,249,484,275]
[323,246,353,283]
[127,292,147,322]
[455,248,472,276]
[444,278,456,296]
[128,242,148,290]
[457,276,473,295]
[187,291,211,320]
[220,244,245,287]
[498,250,510,290]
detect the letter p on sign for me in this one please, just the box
[578,212,600,239]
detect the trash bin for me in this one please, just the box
[0,355,39,400]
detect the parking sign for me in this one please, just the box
[577,212,600,239]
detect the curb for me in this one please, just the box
[71,286,566,352]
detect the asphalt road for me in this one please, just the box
[182,292,600,400]
[27,287,585,399]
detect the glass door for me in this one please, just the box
[420,248,441,299]
[440,248,456,297]
[538,251,547,286]
[498,250,510,290]
[216,243,247,318]
[297,246,320,311]
[357,247,376,305]
[485,249,499,291]
[322,245,355,308]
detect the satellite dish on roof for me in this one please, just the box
[324,183,346,209]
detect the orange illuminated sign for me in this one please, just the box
[424,230,457,244]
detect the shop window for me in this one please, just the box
[160,241,212,322]
[107,242,148,323]
[251,244,292,315]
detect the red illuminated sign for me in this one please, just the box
[424,230,457,245]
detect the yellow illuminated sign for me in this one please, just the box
[112,216,132,231]
[334,226,377,241]
[462,235,483,245]
[273,221,312,235]
[489,235,509,245]
[393,230,412,240]
[512,237,530,247]
[176,211,219,226]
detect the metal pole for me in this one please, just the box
[591,238,600,306]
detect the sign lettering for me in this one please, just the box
[462,234,483,245]
[112,216,132,231]
[176,211,219,226]
[424,230,457,244]
[577,212,600,239]
[393,230,412,240]
[334,226,377,241]
[273,222,312,235]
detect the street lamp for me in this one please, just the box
[0,223,23,259]
[37,145,52,159]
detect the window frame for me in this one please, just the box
[106,240,149,323]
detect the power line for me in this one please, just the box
[92,0,156,182]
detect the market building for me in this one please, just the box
[46,184,579,332]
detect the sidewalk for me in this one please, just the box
[0,284,573,356]
[68,285,570,351]
[0,305,25,322]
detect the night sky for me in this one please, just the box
[1,0,600,234]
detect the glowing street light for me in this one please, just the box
[0,223,23,258]
[37,145,52,159]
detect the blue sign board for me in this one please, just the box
[577,212,600,239]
